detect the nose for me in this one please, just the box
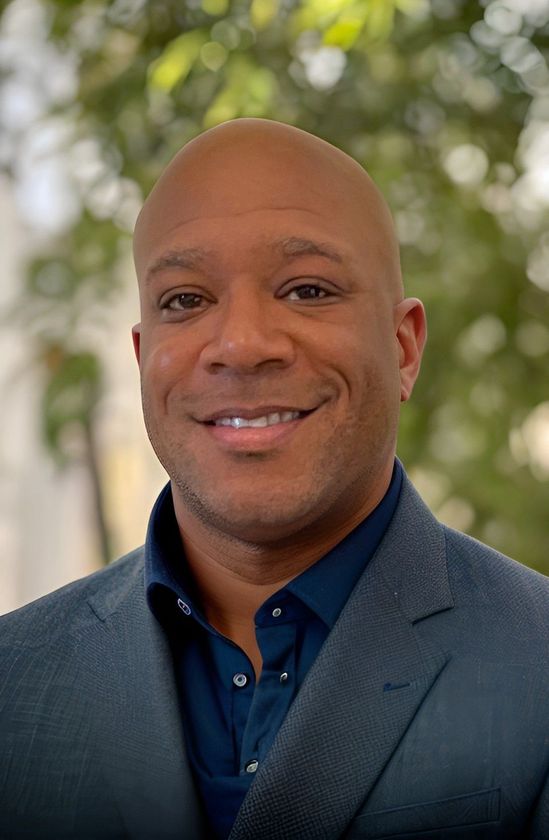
[199,284,296,375]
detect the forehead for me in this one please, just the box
[137,184,378,281]
[134,125,401,296]
[139,204,373,292]
[141,167,356,234]
[145,232,349,284]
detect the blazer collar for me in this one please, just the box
[86,557,206,839]
[229,475,454,840]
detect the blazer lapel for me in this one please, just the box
[84,557,206,839]
[230,478,454,840]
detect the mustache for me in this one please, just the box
[176,387,336,421]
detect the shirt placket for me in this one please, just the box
[238,606,298,776]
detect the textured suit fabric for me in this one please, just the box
[0,476,548,839]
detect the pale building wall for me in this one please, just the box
[0,175,166,615]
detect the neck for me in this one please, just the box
[171,469,393,661]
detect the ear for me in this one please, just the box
[393,298,427,402]
[132,324,141,367]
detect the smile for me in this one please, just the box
[200,406,318,452]
[210,411,303,429]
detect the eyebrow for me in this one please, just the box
[144,236,344,284]
[145,248,210,284]
[273,237,344,264]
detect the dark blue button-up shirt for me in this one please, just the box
[146,461,402,839]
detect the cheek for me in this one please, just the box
[141,338,191,384]
[141,335,194,399]
[324,332,379,392]
[157,347,180,376]
[343,333,400,408]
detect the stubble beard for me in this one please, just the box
[142,390,397,548]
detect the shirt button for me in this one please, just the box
[177,598,191,615]
[233,673,248,688]
[279,672,288,683]
[271,607,282,618]
[245,760,259,774]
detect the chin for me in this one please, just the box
[174,476,322,544]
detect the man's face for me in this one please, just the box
[133,124,423,544]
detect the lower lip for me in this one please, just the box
[201,414,311,452]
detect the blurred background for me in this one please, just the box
[0,0,548,614]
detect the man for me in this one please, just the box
[0,119,547,839]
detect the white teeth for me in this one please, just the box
[247,416,268,428]
[213,411,301,428]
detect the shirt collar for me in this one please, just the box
[145,461,403,631]
[281,460,402,628]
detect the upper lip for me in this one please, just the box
[199,405,316,423]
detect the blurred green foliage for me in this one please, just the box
[1,0,548,571]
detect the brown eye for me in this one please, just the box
[286,285,330,301]
[164,293,205,310]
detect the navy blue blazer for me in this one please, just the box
[1,475,548,838]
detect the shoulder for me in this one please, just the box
[397,471,548,607]
[0,546,145,650]
[443,524,549,610]
[435,525,549,666]
[389,473,549,662]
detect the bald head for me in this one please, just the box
[133,118,402,300]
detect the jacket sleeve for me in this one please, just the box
[530,767,549,839]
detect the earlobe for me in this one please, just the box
[394,299,427,402]
[132,324,141,366]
